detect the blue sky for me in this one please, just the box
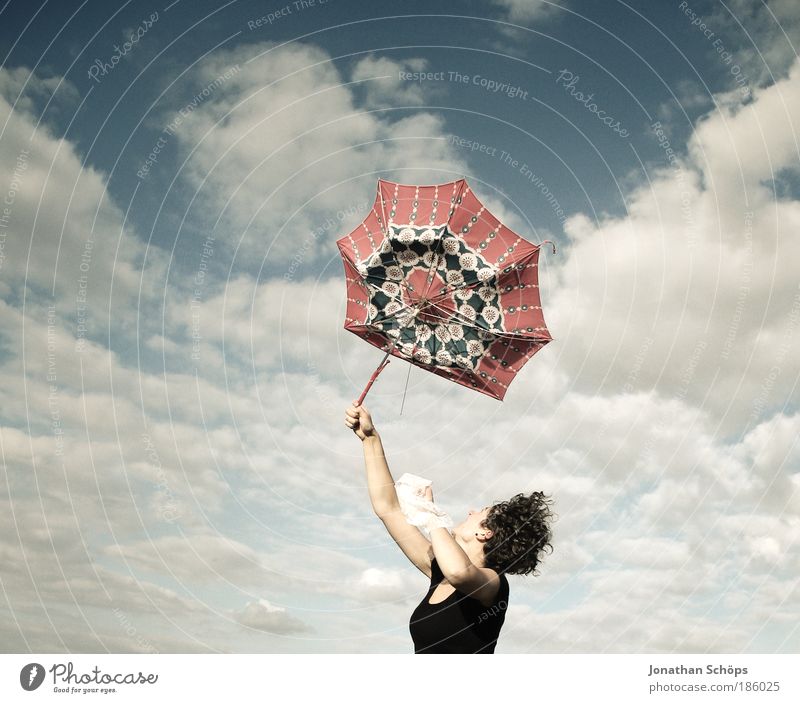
[0,0,799,653]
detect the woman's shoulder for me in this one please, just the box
[498,569,510,592]
[429,556,508,592]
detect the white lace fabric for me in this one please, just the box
[394,472,454,535]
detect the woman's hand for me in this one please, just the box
[344,401,376,441]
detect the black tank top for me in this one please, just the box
[409,557,509,653]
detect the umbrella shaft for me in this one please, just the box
[357,351,391,405]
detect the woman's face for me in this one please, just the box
[455,505,492,539]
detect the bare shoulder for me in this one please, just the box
[450,563,502,607]
[475,567,503,608]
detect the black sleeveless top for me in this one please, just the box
[409,557,510,653]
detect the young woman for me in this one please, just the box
[345,401,554,654]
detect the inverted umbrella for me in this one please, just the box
[337,178,554,402]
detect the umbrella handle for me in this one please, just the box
[539,239,557,254]
[357,355,391,405]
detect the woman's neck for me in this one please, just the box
[454,534,485,568]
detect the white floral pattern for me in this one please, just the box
[398,227,416,243]
[466,339,484,356]
[443,237,460,255]
[446,270,465,286]
[419,228,436,245]
[359,224,507,374]
[478,285,495,302]
[459,303,477,320]
[456,355,473,369]
[481,306,500,324]
[459,252,477,270]
[415,323,432,341]
[449,323,464,340]
[413,347,432,364]
[422,251,437,268]
[434,325,452,342]
[397,249,419,266]
[435,350,453,364]
[397,309,415,327]
[385,301,401,316]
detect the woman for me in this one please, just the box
[345,401,554,654]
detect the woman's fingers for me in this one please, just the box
[345,404,371,438]
[353,401,370,415]
[345,406,362,432]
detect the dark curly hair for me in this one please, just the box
[481,492,555,576]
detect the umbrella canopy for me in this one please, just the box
[337,178,553,401]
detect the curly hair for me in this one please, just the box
[481,492,555,576]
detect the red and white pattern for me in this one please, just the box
[337,179,553,400]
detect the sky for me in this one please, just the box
[0,0,798,654]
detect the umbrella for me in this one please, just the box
[336,178,554,402]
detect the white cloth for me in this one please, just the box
[394,472,453,535]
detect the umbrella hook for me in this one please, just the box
[539,239,557,255]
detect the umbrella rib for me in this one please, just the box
[424,250,536,308]
[357,262,548,343]
[420,295,549,342]
[417,237,446,302]
[360,275,414,301]
[418,296,487,333]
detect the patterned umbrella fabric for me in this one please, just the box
[337,178,554,401]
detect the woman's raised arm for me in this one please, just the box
[345,402,433,577]
[345,402,398,514]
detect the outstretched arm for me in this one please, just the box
[345,402,433,577]
[344,402,398,514]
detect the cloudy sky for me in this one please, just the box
[0,0,798,654]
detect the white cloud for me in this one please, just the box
[351,567,420,603]
[544,60,800,429]
[232,598,309,634]
[350,55,429,108]
[0,67,168,357]
[2,42,800,654]
[494,0,564,23]
[708,0,800,88]
[0,65,79,118]
[165,41,468,265]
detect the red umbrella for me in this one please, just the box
[337,178,554,402]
